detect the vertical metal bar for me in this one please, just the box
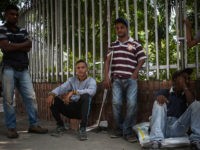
[183,0,187,68]
[154,0,159,79]
[50,0,54,82]
[92,0,96,78]
[134,0,138,40]
[72,0,75,75]
[99,0,103,80]
[66,0,69,79]
[175,0,180,70]
[42,0,45,82]
[31,0,35,81]
[36,0,39,82]
[78,0,81,59]
[115,0,119,19]
[55,0,58,81]
[85,0,88,63]
[107,0,111,46]
[60,0,63,82]
[179,0,184,69]
[39,0,42,82]
[194,0,199,77]
[126,0,130,30]
[144,0,149,80]
[165,0,169,79]
[46,0,50,82]
[33,0,36,82]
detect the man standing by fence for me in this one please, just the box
[104,18,146,142]
[0,4,48,138]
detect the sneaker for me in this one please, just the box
[191,141,200,150]
[125,135,137,143]
[7,128,19,139]
[51,126,67,137]
[79,127,88,141]
[28,125,48,134]
[110,129,123,138]
[151,140,162,149]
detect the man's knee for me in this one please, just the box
[50,96,63,108]
[190,100,200,112]
[80,94,91,101]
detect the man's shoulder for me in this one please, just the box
[87,77,96,82]
[0,25,7,33]
[68,76,76,81]
[110,41,119,47]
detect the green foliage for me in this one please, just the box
[1,0,198,81]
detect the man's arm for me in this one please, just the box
[46,80,73,106]
[0,39,32,52]
[176,75,194,104]
[184,19,199,48]
[76,78,97,97]
[103,52,112,89]
[51,81,72,96]
[131,59,145,79]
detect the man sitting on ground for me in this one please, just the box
[47,59,97,141]
[149,68,200,150]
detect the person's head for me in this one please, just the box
[172,68,193,91]
[114,18,129,38]
[75,59,88,80]
[4,4,19,25]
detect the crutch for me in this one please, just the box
[86,51,113,132]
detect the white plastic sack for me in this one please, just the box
[133,122,190,148]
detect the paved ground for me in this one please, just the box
[0,113,141,150]
[0,113,191,150]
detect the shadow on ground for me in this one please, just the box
[0,113,191,150]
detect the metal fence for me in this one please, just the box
[19,0,200,82]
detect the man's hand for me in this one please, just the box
[156,95,168,105]
[46,95,55,107]
[22,39,32,52]
[103,76,111,89]
[62,91,73,105]
[131,70,138,79]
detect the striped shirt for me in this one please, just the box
[0,23,29,68]
[107,37,146,79]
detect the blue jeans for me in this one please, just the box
[112,78,138,136]
[2,67,38,128]
[150,100,200,142]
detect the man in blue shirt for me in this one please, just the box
[149,68,200,150]
[47,59,97,140]
[0,4,48,139]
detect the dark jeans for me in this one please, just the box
[50,94,91,128]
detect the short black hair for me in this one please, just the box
[5,4,19,12]
[172,68,193,81]
[114,18,128,28]
[75,59,88,67]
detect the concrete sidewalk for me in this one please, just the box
[0,113,191,150]
[0,113,141,150]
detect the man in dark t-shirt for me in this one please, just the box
[0,4,48,138]
[149,68,200,150]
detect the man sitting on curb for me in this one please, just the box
[149,68,200,150]
[46,59,97,141]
